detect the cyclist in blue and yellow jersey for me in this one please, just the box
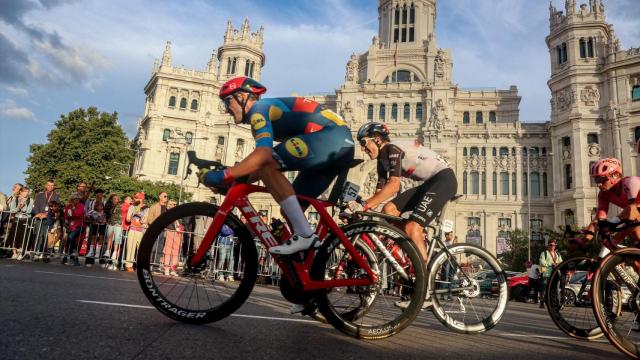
[199,76,355,255]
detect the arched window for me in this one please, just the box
[217,136,225,145]
[511,147,516,156]
[556,46,562,64]
[481,172,486,195]
[492,147,497,156]
[162,129,171,142]
[403,103,410,121]
[587,37,594,58]
[463,111,470,124]
[561,42,568,63]
[500,172,509,195]
[481,147,486,156]
[379,104,386,121]
[168,96,176,108]
[466,217,482,246]
[475,111,483,124]
[543,172,548,196]
[522,172,528,196]
[190,99,198,110]
[463,171,468,195]
[367,104,374,121]
[393,6,400,42]
[579,38,587,58]
[564,209,575,226]
[416,103,423,121]
[401,5,407,41]
[565,164,572,189]
[470,147,479,156]
[471,171,479,195]
[179,98,187,109]
[463,147,468,156]
[512,172,517,195]
[489,111,496,123]
[244,59,251,76]
[531,172,540,197]
[499,147,509,156]
[384,70,417,83]
[185,131,193,144]
[391,103,398,121]
[587,133,598,144]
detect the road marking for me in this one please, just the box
[36,270,138,282]
[499,333,608,342]
[76,300,318,324]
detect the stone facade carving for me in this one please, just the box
[345,53,358,84]
[493,156,517,170]
[235,139,245,159]
[463,156,486,170]
[588,143,600,157]
[580,85,600,106]
[553,87,575,111]
[434,49,446,80]
[428,99,449,130]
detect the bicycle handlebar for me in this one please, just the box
[184,150,226,180]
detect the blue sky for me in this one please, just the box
[1,0,639,193]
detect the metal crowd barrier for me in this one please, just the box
[0,210,279,285]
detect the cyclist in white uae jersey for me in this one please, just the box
[355,122,457,263]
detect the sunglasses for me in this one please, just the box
[593,176,609,184]
[359,137,373,147]
[222,95,234,111]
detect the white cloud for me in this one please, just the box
[0,99,35,121]
[6,86,28,96]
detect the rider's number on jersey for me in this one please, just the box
[341,182,360,202]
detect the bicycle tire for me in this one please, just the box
[137,202,258,324]
[545,256,611,340]
[592,247,640,359]
[311,221,426,339]
[428,244,508,334]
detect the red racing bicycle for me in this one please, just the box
[136,151,426,339]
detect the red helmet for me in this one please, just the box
[590,158,622,178]
[219,76,267,99]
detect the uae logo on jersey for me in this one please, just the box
[285,137,309,159]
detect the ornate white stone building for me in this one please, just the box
[132,0,640,256]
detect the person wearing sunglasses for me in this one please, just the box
[199,76,354,256]
[579,158,640,247]
[354,122,456,268]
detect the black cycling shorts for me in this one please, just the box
[390,168,457,227]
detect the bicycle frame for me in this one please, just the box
[188,182,378,291]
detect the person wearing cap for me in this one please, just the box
[124,192,148,272]
[199,76,355,259]
[538,239,562,309]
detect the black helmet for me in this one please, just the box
[356,122,390,142]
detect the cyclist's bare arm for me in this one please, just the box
[226,147,275,179]
[365,176,400,209]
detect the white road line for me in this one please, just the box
[36,270,138,282]
[499,333,609,342]
[76,300,317,324]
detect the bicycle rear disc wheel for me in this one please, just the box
[592,248,640,359]
[311,221,426,340]
[428,244,508,334]
[137,202,258,324]
[546,256,608,340]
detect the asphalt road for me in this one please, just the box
[0,258,624,360]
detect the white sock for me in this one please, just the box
[279,196,313,237]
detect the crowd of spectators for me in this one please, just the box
[0,180,180,273]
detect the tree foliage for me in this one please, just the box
[25,107,190,203]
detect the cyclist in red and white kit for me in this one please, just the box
[583,158,640,245]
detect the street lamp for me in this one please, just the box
[169,133,208,204]
[524,147,553,262]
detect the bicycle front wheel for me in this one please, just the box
[592,247,640,359]
[546,256,610,340]
[311,221,426,339]
[428,244,508,334]
[137,202,258,324]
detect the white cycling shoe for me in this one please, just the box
[269,233,320,255]
[394,296,433,310]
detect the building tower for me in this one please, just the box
[546,0,616,226]
[218,18,265,81]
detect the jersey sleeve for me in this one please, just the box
[247,101,274,148]
[624,177,640,204]
[376,160,386,190]
[596,190,609,220]
[387,145,404,178]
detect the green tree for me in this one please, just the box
[25,107,191,203]
[499,229,547,272]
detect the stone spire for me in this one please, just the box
[565,0,576,16]
[206,49,217,74]
[241,18,250,39]
[161,41,172,66]
[224,18,233,42]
